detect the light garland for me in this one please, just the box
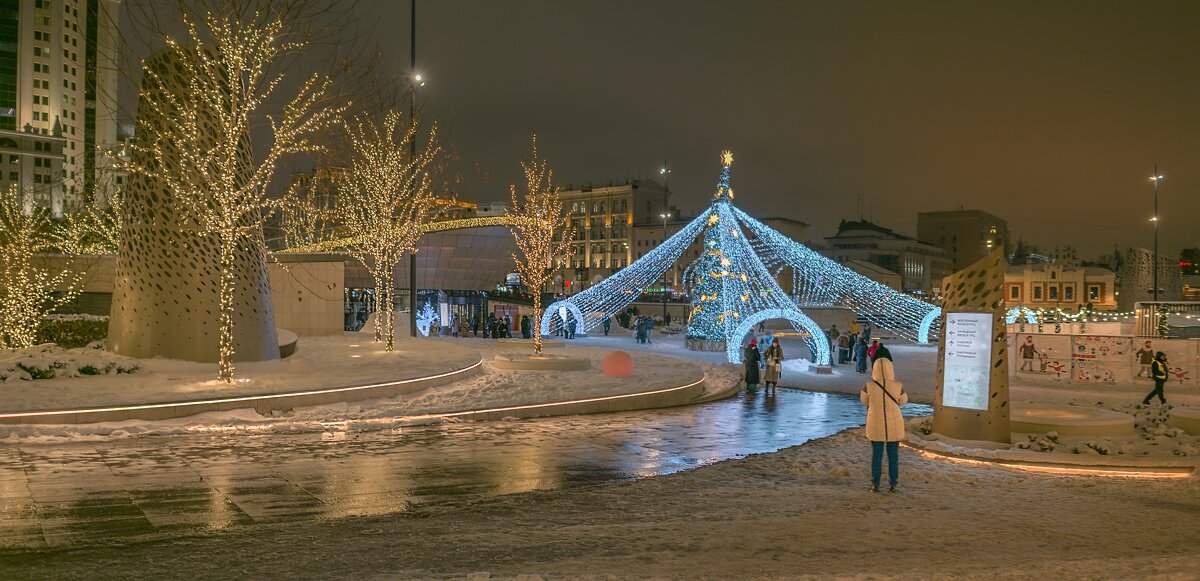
[122,8,347,382]
[333,111,443,352]
[542,150,943,363]
[507,133,575,355]
[0,187,84,349]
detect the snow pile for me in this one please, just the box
[0,343,140,382]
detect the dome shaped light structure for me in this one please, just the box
[541,151,942,364]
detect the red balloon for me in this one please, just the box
[602,350,635,377]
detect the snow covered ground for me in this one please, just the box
[5,427,1196,579]
[0,335,729,440]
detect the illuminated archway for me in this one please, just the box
[729,308,830,366]
[540,301,587,336]
[919,307,942,343]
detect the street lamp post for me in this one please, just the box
[408,0,418,337]
[660,163,671,321]
[1150,166,1163,303]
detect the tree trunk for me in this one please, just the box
[217,235,237,383]
[383,265,395,352]
[532,292,542,355]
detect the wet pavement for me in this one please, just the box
[0,389,928,550]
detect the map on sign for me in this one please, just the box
[942,312,994,411]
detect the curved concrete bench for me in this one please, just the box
[1011,404,1135,437]
[277,329,299,359]
[1167,408,1200,435]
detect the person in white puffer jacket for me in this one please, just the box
[860,357,908,493]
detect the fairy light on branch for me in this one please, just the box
[506,133,574,355]
[333,111,443,352]
[0,187,84,349]
[121,8,347,383]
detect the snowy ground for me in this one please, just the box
[4,427,1197,579]
[0,336,729,441]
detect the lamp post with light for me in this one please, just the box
[407,0,427,337]
[660,163,671,321]
[1150,167,1163,303]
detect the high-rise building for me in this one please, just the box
[0,0,119,214]
[916,209,1009,273]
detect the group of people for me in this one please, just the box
[741,338,786,395]
[451,313,536,340]
[632,316,655,344]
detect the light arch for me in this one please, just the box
[540,301,587,336]
[728,308,830,366]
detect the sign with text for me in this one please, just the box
[942,312,994,411]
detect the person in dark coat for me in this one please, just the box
[1142,351,1169,405]
[873,342,893,363]
[603,316,611,336]
[520,315,531,339]
[567,318,577,339]
[743,339,762,392]
[494,319,508,340]
[854,337,869,373]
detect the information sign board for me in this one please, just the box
[942,312,994,411]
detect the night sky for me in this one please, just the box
[128,1,1200,259]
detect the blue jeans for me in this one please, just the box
[871,441,899,488]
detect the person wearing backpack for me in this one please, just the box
[861,357,908,493]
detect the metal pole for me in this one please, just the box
[409,0,418,337]
[661,162,669,321]
[1153,163,1159,304]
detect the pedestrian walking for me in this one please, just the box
[470,315,479,337]
[862,322,873,344]
[867,338,880,361]
[849,321,861,346]
[853,337,869,373]
[635,317,646,344]
[451,315,460,338]
[504,315,513,338]
[603,316,611,336]
[763,340,784,395]
[567,318,577,339]
[646,317,654,343]
[743,339,762,392]
[1142,351,1170,405]
[861,357,908,493]
[521,315,531,339]
[827,325,839,367]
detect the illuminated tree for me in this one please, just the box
[334,111,442,351]
[280,168,339,250]
[506,134,575,355]
[0,187,83,349]
[120,7,346,382]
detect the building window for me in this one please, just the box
[1009,285,1020,300]
[1048,286,1058,300]
[1088,285,1100,301]
[1064,286,1074,301]
[1033,286,1043,301]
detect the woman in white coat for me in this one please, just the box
[860,357,908,492]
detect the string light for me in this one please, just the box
[334,111,443,352]
[0,187,84,349]
[507,133,575,355]
[120,9,347,382]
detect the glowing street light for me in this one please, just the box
[1150,167,1163,303]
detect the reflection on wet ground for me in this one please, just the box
[0,390,929,549]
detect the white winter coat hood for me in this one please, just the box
[861,358,908,442]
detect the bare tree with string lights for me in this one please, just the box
[119,6,346,382]
[506,134,575,355]
[334,111,444,351]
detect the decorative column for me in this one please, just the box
[106,49,278,363]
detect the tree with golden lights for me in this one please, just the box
[0,187,83,349]
[334,111,443,351]
[506,134,575,355]
[280,169,339,251]
[121,7,346,382]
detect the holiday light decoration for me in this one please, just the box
[415,301,439,337]
[507,133,575,355]
[540,150,942,364]
[120,9,347,382]
[333,111,442,352]
[0,187,83,349]
[281,170,338,251]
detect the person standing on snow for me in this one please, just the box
[743,338,762,392]
[853,337,869,373]
[763,340,784,395]
[861,357,908,493]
